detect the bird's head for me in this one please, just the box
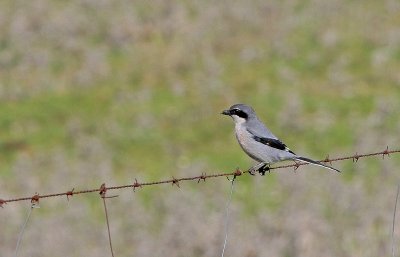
[221,104,256,124]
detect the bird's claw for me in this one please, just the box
[249,163,270,176]
[258,163,270,176]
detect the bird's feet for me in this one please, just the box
[249,163,270,176]
[258,163,270,175]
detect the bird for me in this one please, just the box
[221,103,340,175]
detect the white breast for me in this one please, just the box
[234,124,264,162]
[234,124,291,164]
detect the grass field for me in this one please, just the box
[1,0,400,256]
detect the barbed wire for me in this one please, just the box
[1,147,399,208]
[3,147,400,257]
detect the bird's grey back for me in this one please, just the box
[245,115,278,140]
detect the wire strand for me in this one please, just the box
[392,184,400,257]
[0,148,399,206]
[14,202,38,257]
[102,197,115,257]
[221,176,236,257]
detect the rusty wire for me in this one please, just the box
[1,147,400,207]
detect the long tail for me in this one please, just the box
[294,156,341,172]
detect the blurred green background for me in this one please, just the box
[1,0,400,256]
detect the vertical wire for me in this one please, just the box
[392,184,400,257]
[102,197,115,257]
[221,176,236,257]
[14,203,37,257]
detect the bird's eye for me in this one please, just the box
[232,109,248,119]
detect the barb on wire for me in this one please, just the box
[133,179,141,192]
[353,152,360,162]
[14,197,40,257]
[1,148,400,206]
[198,173,207,183]
[221,173,238,257]
[171,177,180,188]
[66,188,74,201]
[383,146,390,159]
[100,184,116,257]
[324,155,332,165]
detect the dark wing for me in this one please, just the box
[251,134,296,155]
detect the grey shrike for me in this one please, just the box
[222,103,340,175]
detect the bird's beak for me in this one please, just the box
[221,109,231,116]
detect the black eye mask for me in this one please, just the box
[231,109,248,119]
